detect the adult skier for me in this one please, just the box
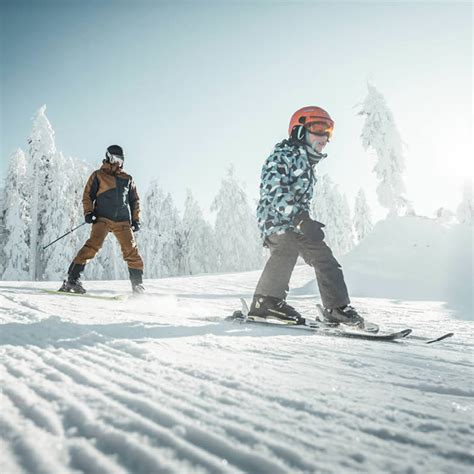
[59,145,145,294]
[249,106,363,326]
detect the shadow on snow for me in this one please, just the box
[0,316,314,348]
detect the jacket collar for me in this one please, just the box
[100,161,122,176]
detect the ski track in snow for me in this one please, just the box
[0,268,473,474]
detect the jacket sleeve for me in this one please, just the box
[261,153,300,225]
[82,172,99,216]
[128,179,141,222]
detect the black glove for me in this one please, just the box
[131,220,140,232]
[301,219,325,242]
[294,212,325,242]
[85,212,97,224]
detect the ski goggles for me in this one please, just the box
[304,120,334,137]
[106,151,124,166]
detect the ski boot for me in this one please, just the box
[249,295,303,324]
[129,268,145,294]
[58,263,86,294]
[323,305,364,328]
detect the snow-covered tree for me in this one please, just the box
[353,188,373,243]
[160,193,183,276]
[457,181,473,225]
[25,105,58,280]
[0,187,6,276]
[1,149,30,279]
[139,181,183,278]
[182,189,217,275]
[337,193,355,255]
[312,174,354,257]
[359,83,408,217]
[211,166,263,272]
[140,180,163,278]
[41,153,93,280]
[435,207,456,226]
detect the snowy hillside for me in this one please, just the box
[1,267,472,474]
[342,216,473,317]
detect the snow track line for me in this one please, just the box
[3,354,219,474]
[80,344,474,470]
[6,344,327,472]
[67,439,129,474]
[2,371,64,436]
[77,346,321,472]
[92,343,344,425]
[34,349,292,474]
[91,340,473,445]
[0,393,66,474]
[10,346,282,474]
[0,293,48,315]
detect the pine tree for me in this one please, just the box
[42,153,92,280]
[1,149,30,280]
[139,181,182,278]
[211,166,262,272]
[359,83,408,217]
[160,193,182,277]
[312,174,354,257]
[182,189,217,274]
[25,105,57,280]
[353,188,373,243]
[139,180,165,278]
[457,181,473,225]
[338,193,355,255]
[0,186,5,276]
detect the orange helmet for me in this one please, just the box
[288,106,334,139]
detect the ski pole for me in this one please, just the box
[43,222,87,250]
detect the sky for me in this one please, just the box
[1,0,472,223]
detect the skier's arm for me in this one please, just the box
[82,172,98,216]
[128,179,141,223]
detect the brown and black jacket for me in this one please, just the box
[82,161,141,223]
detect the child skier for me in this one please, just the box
[59,145,145,294]
[250,106,363,326]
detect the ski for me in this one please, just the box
[229,299,453,344]
[425,333,454,344]
[239,298,380,333]
[226,310,412,342]
[42,289,127,301]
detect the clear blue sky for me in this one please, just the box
[1,0,472,221]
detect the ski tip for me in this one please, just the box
[426,332,454,344]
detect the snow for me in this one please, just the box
[1,265,472,473]
[342,216,473,318]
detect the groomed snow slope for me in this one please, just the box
[0,267,472,474]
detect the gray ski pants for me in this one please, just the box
[255,231,350,309]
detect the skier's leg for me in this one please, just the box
[72,219,109,266]
[250,233,302,321]
[254,233,299,300]
[59,220,109,292]
[111,222,145,292]
[296,233,350,309]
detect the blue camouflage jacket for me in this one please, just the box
[257,139,316,241]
